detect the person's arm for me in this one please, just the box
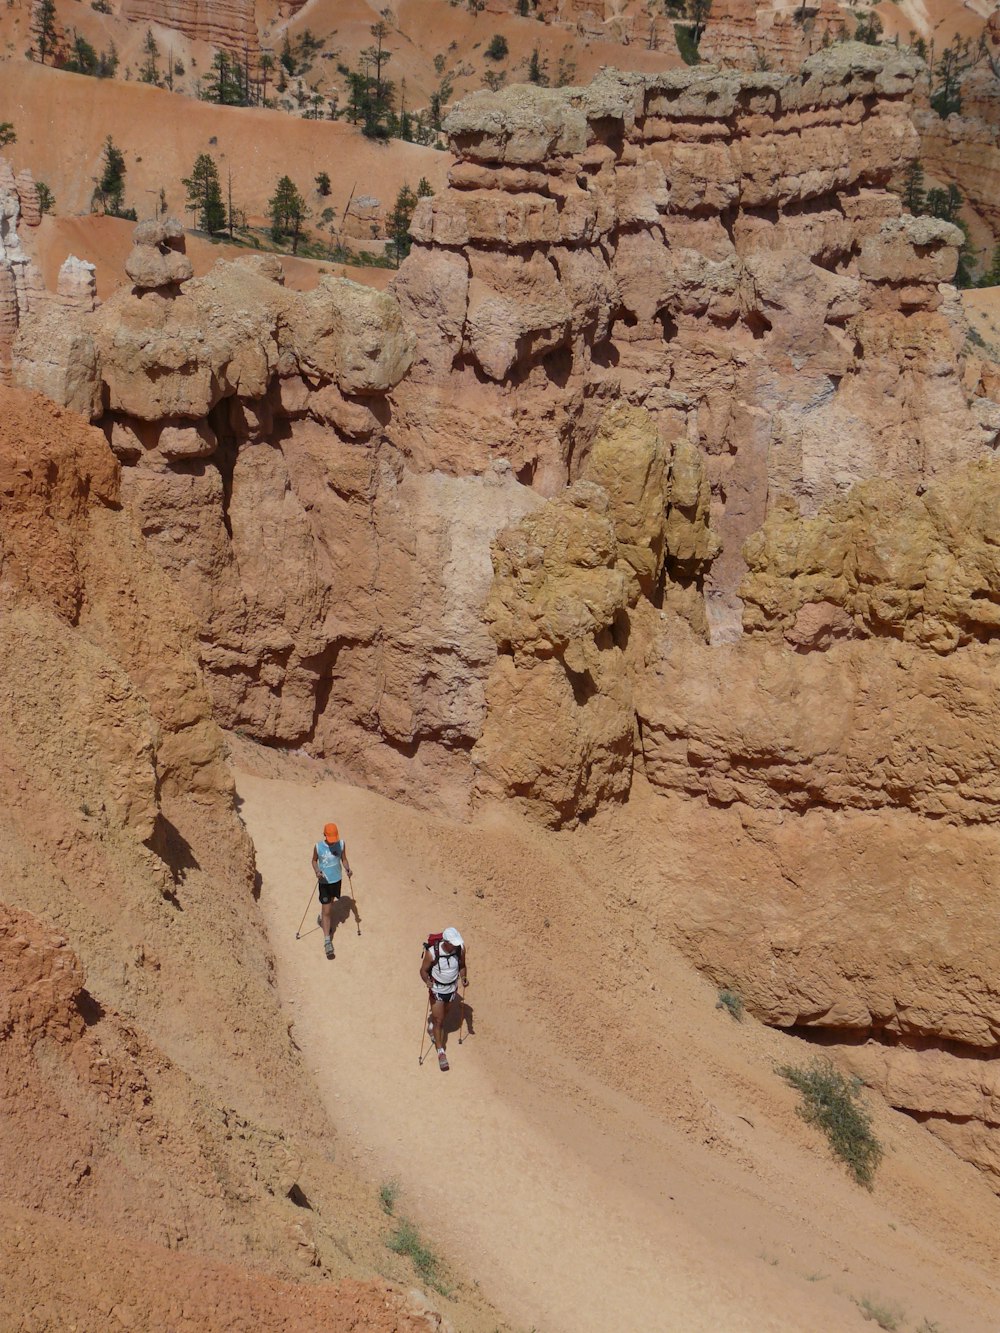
[460,946,469,986]
[310,845,318,876]
[342,841,352,877]
[420,948,434,990]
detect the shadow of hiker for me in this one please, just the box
[328,893,361,941]
[145,813,200,901]
[445,994,474,1040]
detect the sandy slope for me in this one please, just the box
[236,757,1000,1333]
[30,213,394,297]
[0,60,449,224]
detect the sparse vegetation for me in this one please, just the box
[379,1178,401,1214]
[0,122,15,148]
[92,135,136,220]
[855,1296,904,1330]
[485,33,509,60]
[32,0,58,66]
[387,1218,449,1293]
[674,24,701,65]
[315,171,331,196]
[778,1058,883,1188]
[854,10,883,45]
[386,177,433,266]
[36,182,55,214]
[527,46,547,85]
[268,174,309,253]
[64,31,119,78]
[182,153,226,234]
[716,988,744,1022]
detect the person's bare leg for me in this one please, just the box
[430,996,446,1050]
[321,896,335,955]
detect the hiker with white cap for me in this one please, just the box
[420,927,468,1071]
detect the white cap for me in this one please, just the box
[442,927,464,948]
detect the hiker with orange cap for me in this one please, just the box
[311,823,352,960]
[420,927,468,1071]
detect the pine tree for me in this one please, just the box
[34,0,58,65]
[901,159,925,215]
[139,28,159,84]
[93,136,130,217]
[182,153,226,233]
[36,182,54,214]
[0,123,16,148]
[315,171,331,196]
[979,243,1000,289]
[527,47,546,85]
[387,181,418,266]
[268,175,308,252]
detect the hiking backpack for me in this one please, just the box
[422,932,465,971]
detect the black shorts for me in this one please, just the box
[318,878,342,904]
[431,987,458,1005]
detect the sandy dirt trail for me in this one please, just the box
[237,767,1000,1333]
[238,773,817,1332]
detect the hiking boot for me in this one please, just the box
[324,937,334,960]
[437,1049,449,1072]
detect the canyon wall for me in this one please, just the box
[120,0,262,67]
[16,44,1000,1182]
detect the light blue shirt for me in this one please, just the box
[316,840,343,883]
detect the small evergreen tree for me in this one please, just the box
[527,47,547,85]
[979,244,1000,289]
[139,27,159,83]
[97,39,119,78]
[931,36,974,118]
[901,158,925,215]
[315,171,331,196]
[65,31,98,74]
[93,136,131,217]
[689,0,711,43]
[417,176,434,198]
[485,33,508,60]
[36,182,55,214]
[268,175,308,252]
[854,10,882,45]
[34,0,58,65]
[280,32,295,75]
[387,181,418,266]
[0,123,16,148]
[182,152,226,233]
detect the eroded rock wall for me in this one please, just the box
[14,51,1000,1180]
[120,0,261,67]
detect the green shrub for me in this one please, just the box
[485,33,508,60]
[777,1058,883,1188]
[388,1218,449,1293]
[379,1178,400,1215]
[716,988,744,1021]
[673,23,701,65]
[856,1296,904,1329]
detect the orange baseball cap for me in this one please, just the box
[323,822,339,842]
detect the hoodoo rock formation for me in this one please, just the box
[16,45,1000,1184]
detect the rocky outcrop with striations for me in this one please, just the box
[120,0,261,66]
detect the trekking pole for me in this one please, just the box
[457,982,467,1045]
[294,882,317,940]
[418,991,431,1066]
[349,870,361,936]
